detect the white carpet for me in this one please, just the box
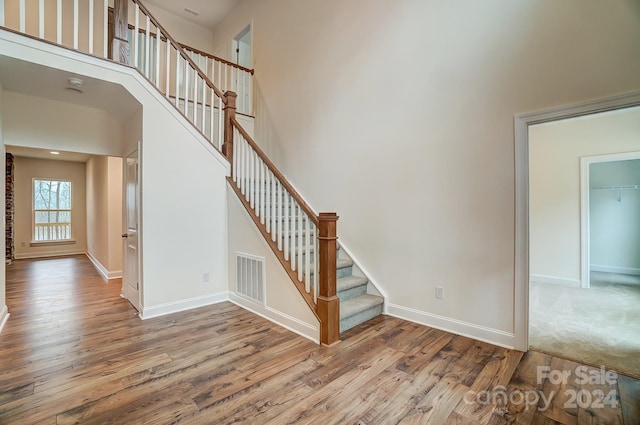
[529,272,640,379]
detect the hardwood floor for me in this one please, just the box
[1,256,638,424]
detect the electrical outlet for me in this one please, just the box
[203,272,210,282]
[435,286,444,300]
[21,241,27,247]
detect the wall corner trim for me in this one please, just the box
[86,252,122,280]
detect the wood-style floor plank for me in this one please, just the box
[0,255,637,424]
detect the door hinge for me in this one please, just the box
[137,282,139,290]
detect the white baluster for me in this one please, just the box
[88,0,94,54]
[314,224,318,301]
[238,136,246,196]
[38,0,44,38]
[103,0,108,58]
[271,174,277,241]
[218,96,223,150]
[254,159,262,217]
[184,63,190,117]
[232,128,238,183]
[193,73,199,129]
[155,30,161,87]
[265,172,271,232]
[133,4,139,67]
[291,202,297,272]
[249,149,254,207]
[201,77,207,136]
[210,89,215,143]
[284,192,290,261]
[56,0,61,44]
[305,218,311,293]
[73,0,78,49]
[298,206,304,282]
[165,36,171,97]
[19,0,25,32]
[276,182,282,249]
[259,163,265,224]
[175,52,180,106]
[144,15,150,76]
[248,71,253,116]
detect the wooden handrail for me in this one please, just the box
[130,0,226,100]
[179,43,255,75]
[114,9,255,76]
[230,117,320,227]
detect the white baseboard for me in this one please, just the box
[229,293,319,344]
[530,274,581,288]
[15,249,85,260]
[86,253,122,280]
[140,291,229,320]
[591,265,640,276]
[0,305,9,334]
[386,303,516,349]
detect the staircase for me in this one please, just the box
[0,0,385,342]
[256,180,384,334]
[336,247,384,333]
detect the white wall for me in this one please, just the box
[86,155,123,279]
[1,31,230,320]
[3,92,125,157]
[530,107,640,285]
[590,159,640,274]
[210,0,640,346]
[13,156,88,259]
[227,186,319,341]
[142,3,215,54]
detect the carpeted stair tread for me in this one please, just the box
[340,294,384,319]
[337,258,353,270]
[337,275,368,292]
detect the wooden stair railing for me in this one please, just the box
[224,96,340,346]
[0,0,340,346]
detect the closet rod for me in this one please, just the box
[591,185,640,190]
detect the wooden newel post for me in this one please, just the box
[318,212,340,346]
[112,0,130,64]
[222,91,237,168]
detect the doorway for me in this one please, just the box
[521,100,640,377]
[581,154,640,288]
[232,25,252,69]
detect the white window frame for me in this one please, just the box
[32,178,74,244]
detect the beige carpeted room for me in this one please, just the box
[528,106,640,379]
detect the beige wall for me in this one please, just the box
[86,155,123,278]
[142,3,215,54]
[14,156,87,259]
[530,106,640,285]
[211,0,640,345]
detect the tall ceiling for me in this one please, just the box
[143,0,241,31]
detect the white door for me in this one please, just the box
[123,150,140,311]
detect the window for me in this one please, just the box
[33,179,72,242]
